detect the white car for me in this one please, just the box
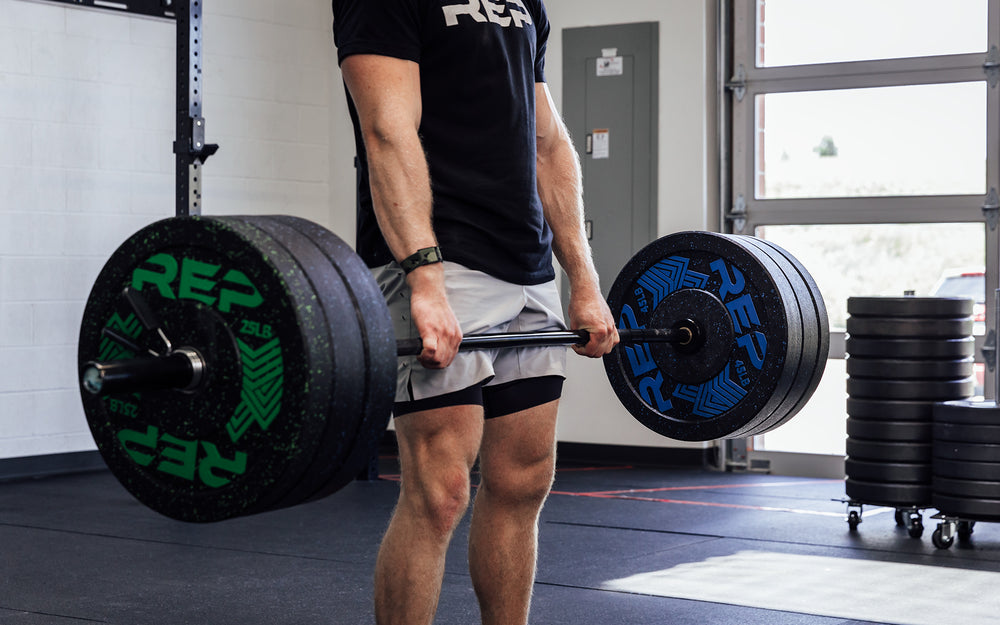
[932,268,985,396]
[931,268,985,333]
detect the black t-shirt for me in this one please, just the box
[332,0,555,285]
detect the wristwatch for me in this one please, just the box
[400,246,444,274]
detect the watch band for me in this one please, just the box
[400,246,443,274]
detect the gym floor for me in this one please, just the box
[2,454,998,625]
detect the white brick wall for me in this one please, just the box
[1,0,717,461]
[0,0,352,460]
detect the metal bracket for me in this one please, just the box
[725,194,748,233]
[725,64,747,102]
[985,46,1000,88]
[983,188,1000,231]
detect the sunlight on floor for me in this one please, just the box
[603,550,1000,625]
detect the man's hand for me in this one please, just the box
[406,264,463,369]
[568,286,619,358]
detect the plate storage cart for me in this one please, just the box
[843,296,975,537]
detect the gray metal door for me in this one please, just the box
[562,22,659,301]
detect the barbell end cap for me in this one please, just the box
[175,347,206,392]
[81,363,105,395]
[677,326,694,346]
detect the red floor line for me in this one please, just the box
[549,491,845,517]
[378,466,634,475]
[560,479,842,497]
[380,476,841,516]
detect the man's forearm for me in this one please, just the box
[341,54,436,265]
[537,132,601,293]
[537,122,619,356]
[365,131,437,264]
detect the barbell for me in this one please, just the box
[84,325,688,395]
[77,215,829,522]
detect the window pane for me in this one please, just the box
[755,223,986,334]
[757,0,989,67]
[756,359,847,455]
[756,83,987,199]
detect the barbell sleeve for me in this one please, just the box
[81,348,205,397]
[395,327,689,357]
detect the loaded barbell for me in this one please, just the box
[82,307,690,396]
[77,215,829,522]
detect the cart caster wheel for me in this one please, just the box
[958,521,975,541]
[848,510,861,531]
[932,527,954,549]
[907,516,924,539]
[894,509,905,527]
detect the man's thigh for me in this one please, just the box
[478,400,559,488]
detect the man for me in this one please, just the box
[331,1,618,623]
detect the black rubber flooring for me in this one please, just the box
[2,458,998,624]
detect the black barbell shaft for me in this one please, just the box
[80,327,688,397]
[395,327,689,357]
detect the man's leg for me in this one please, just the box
[375,404,484,625]
[468,399,559,625]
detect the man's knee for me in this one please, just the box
[404,467,474,537]
[479,454,555,509]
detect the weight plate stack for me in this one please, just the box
[603,231,829,441]
[224,216,394,512]
[77,216,396,522]
[735,237,830,437]
[844,296,974,509]
[79,217,351,522]
[266,216,395,502]
[932,400,1000,522]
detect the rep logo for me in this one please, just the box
[442,0,533,28]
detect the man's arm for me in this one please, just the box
[341,54,462,369]
[535,82,619,357]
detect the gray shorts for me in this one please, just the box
[373,261,568,405]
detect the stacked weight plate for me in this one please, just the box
[845,297,975,517]
[933,400,1000,523]
[603,233,829,441]
[77,216,396,522]
[225,217,396,508]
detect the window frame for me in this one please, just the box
[725,0,998,373]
